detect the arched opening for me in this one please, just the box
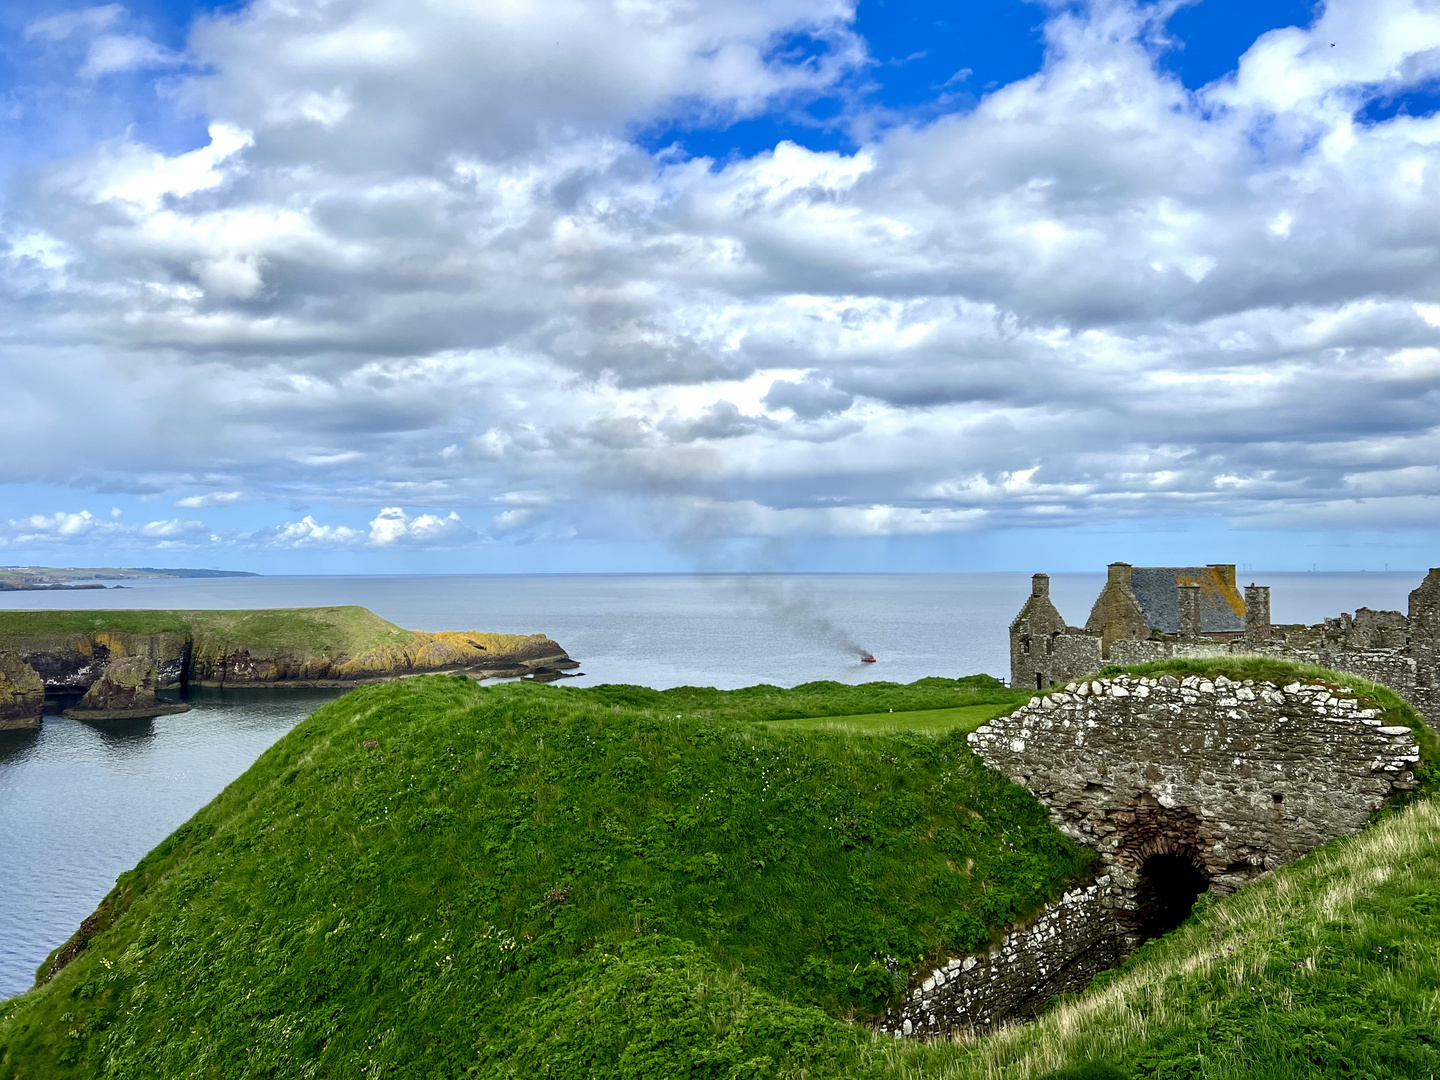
[1134,853,1208,936]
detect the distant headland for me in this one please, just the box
[0,606,576,728]
[0,566,259,592]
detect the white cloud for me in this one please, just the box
[25,5,122,42]
[257,516,363,548]
[367,507,476,546]
[81,34,184,78]
[0,0,1434,557]
[175,491,246,509]
[0,509,209,548]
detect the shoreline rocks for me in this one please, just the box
[0,654,45,730]
[0,609,579,722]
[61,655,192,721]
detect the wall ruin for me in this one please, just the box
[884,671,1423,1041]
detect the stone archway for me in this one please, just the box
[1108,801,1211,940]
[1133,852,1208,935]
[877,673,1426,1044]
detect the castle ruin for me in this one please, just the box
[1011,564,1439,726]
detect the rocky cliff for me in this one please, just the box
[0,652,45,730]
[62,655,191,721]
[0,607,577,710]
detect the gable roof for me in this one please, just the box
[1130,567,1245,634]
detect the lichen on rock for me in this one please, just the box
[63,655,189,720]
[0,652,45,730]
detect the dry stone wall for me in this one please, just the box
[969,674,1421,904]
[879,881,1124,1038]
[884,673,1423,1042]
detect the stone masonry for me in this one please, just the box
[880,881,1123,1039]
[883,671,1422,1041]
[1010,566,1440,729]
[971,673,1420,903]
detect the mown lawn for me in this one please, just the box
[761,703,1010,736]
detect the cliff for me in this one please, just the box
[0,607,576,700]
[0,652,45,730]
[61,655,190,721]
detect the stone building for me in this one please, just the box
[1009,565,1440,726]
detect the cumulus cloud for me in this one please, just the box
[367,506,476,546]
[0,510,209,548]
[253,516,363,548]
[0,0,1434,556]
[244,507,478,548]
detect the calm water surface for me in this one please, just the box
[0,570,1422,998]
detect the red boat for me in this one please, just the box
[860,653,876,663]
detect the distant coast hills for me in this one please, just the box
[0,566,258,591]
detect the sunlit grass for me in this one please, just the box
[762,704,1011,736]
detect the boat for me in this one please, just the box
[860,653,876,663]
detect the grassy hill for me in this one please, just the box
[0,669,1433,1079]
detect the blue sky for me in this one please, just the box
[0,0,1435,574]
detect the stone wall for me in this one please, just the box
[883,672,1424,1043]
[879,881,1124,1038]
[969,673,1421,904]
[1009,567,1440,728]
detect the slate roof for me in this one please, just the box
[1130,567,1246,634]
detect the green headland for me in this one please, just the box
[0,659,1433,1078]
[0,606,574,690]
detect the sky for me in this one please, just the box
[0,0,1435,575]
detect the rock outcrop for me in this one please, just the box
[0,653,45,730]
[184,630,574,687]
[62,655,190,721]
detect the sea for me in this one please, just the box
[0,570,1423,999]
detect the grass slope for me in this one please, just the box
[884,795,1440,1079]
[0,675,1075,1078]
[762,704,1010,736]
[1,670,1433,1079]
[0,607,409,652]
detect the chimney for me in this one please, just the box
[1032,573,1050,598]
[1244,584,1271,643]
[1107,562,1132,586]
[1208,563,1237,590]
[1178,584,1202,639]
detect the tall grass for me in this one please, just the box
[875,797,1439,1079]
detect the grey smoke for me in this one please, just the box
[725,573,871,660]
[674,531,871,661]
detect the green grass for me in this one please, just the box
[1,671,1432,1080]
[762,704,1010,736]
[881,795,1440,1079]
[0,606,411,654]
[0,675,1080,1078]
[576,673,1023,723]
